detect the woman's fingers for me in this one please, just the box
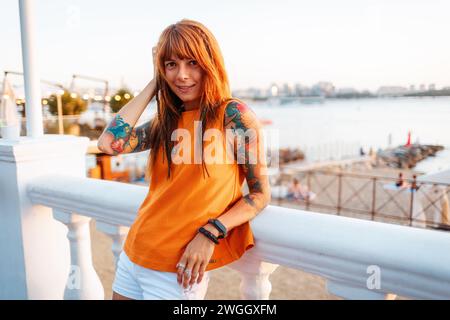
[196,264,206,284]
[176,257,187,285]
[182,258,196,289]
[189,261,202,287]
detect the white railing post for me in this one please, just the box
[18,0,44,137]
[227,251,279,300]
[96,221,129,266]
[53,210,104,300]
[0,135,89,299]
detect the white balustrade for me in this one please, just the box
[53,210,104,300]
[2,131,449,300]
[96,221,129,266]
[25,173,450,300]
[0,135,89,299]
[227,251,279,300]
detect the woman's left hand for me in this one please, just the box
[176,230,216,289]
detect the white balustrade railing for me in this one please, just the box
[53,210,104,299]
[27,174,450,300]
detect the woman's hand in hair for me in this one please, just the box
[152,46,157,80]
[176,225,219,289]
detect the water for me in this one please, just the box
[250,96,450,174]
[87,97,450,176]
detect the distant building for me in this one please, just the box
[231,87,265,99]
[269,83,279,97]
[293,83,311,96]
[376,86,408,97]
[337,87,358,95]
[311,82,335,97]
[428,84,436,91]
[281,83,290,96]
[419,84,426,92]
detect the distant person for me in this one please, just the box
[287,178,315,201]
[97,19,270,300]
[411,174,419,191]
[395,172,409,188]
[360,147,366,156]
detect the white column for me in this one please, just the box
[18,0,44,137]
[0,135,89,299]
[227,251,279,300]
[96,221,129,267]
[53,211,104,300]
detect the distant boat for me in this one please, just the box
[268,96,326,105]
[298,96,325,104]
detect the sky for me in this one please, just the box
[1,0,450,92]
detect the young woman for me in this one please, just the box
[97,19,271,300]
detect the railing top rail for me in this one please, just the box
[27,174,146,226]
[251,205,450,299]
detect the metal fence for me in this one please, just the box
[272,170,450,231]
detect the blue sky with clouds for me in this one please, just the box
[2,0,450,91]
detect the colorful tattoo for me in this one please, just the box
[224,101,269,210]
[105,114,152,154]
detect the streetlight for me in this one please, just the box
[70,74,109,112]
[56,89,64,134]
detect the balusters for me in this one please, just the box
[227,251,279,300]
[95,221,129,267]
[53,210,104,300]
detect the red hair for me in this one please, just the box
[146,19,234,180]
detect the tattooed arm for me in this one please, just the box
[97,79,156,155]
[98,46,158,155]
[201,100,271,237]
[100,116,153,155]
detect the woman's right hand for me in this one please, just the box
[97,131,117,155]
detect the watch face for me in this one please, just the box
[214,219,226,232]
[209,219,226,236]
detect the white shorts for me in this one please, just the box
[112,251,210,300]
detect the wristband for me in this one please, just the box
[198,227,219,244]
[207,219,227,239]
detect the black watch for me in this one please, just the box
[208,219,227,239]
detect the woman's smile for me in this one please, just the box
[176,84,196,94]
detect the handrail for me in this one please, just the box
[27,175,145,226]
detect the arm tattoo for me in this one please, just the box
[105,114,152,154]
[224,101,269,211]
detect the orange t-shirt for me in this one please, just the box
[123,99,255,272]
